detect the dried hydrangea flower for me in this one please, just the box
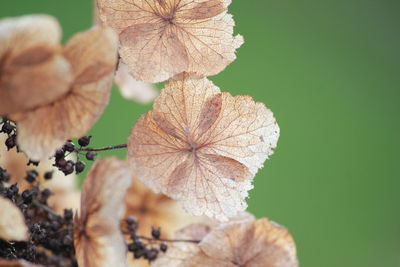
[74,157,132,267]
[155,218,298,267]
[9,25,118,161]
[0,15,73,115]
[0,196,28,241]
[128,74,279,220]
[189,218,298,267]
[96,0,244,82]
[115,63,159,104]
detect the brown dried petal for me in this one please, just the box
[152,223,212,267]
[0,15,72,115]
[96,0,243,82]
[0,15,61,60]
[0,259,44,267]
[176,0,225,20]
[191,218,298,267]
[74,157,131,267]
[13,72,113,161]
[0,197,28,241]
[0,54,72,115]
[128,74,279,220]
[115,63,158,104]
[63,26,118,84]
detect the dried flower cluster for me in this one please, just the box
[0,1,299,266]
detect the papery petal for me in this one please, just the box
[96,0,242,82]
[115,63,158,103]
[74,157,131,267]
[63,26,118,84]
[198,218,298,267]
[0,197,28,241]
[119,23,189,82]
[152,223,211,267]
[128,74,279,220]
[0,15,72,115]
[13,73,113,161]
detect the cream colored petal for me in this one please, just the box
[175,13,243,77]
[152,223,211,267]
[14,73,113,161]
[175,0,226,20]
[74,157,131,267]
[115,63,158,103]
[96,0,163,32]
[0,197,28,241]
[0,53,72,115]
[128,75,278,220]
[0,14,61,59]
[153,74,221,141]
[97,0,242,82]
[0,15,72,115]
[119,23,189,82]
[199,218,299,267]
[63,25,118,84]
[49,190,81,215]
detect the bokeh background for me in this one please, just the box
[2,1,399,266]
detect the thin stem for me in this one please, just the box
[33,201,60,218]
[77,144,127,152]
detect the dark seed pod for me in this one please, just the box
[1,121,14,134]
[151,227,161,239]
[160,243,168,252]
[44,171,53,180]
[63,141,75,152]
[85,151,96,161]
[5,134,16,150]
[75,161,85,174]
[78,136,91,147]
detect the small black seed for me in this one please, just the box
[55,149,65,159]
[85,151,96,161]
[1,121,14,134]
[5,134,16,150]
[75,161,85,174]
[151,227,161,239]
[63,141,75,152]
[44,171,53,180]
[160,243,168,252]
[146,248,159,261]
[78,136,91,147]
[27,160,40,166]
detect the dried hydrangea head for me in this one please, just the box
[10,25,118,161]
[74,157,132,267]
[96,0,243,82]
[128,74,279,221]
[115,63,159,104]
[0,15,73,115]
[155,218,298,267]
[0,196,28,241]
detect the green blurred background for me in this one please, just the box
[2,0,399,266]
